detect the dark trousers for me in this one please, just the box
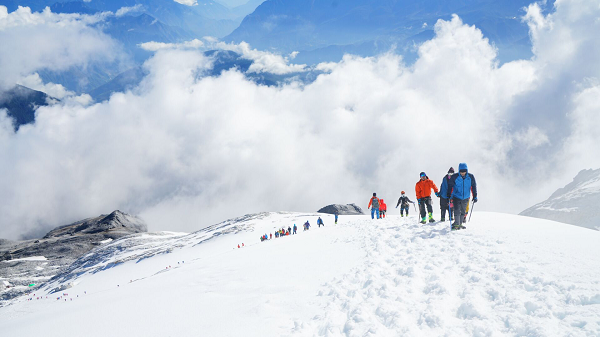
[419,197,433,218]
[440,197,452,220]
[453,198,469,227]
[400,206,409,216]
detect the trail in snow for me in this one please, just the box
[293,214,600,336]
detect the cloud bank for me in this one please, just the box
[0,6,122,92]
[1,0,600,239]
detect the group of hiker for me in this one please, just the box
[367,196,388,219]
[368,162,478,231]
[260,216,329,242]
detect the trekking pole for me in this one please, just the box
[448,198,452,227]
[468,199,475,222]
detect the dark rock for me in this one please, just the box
[0,85,51,131]
[318,204,364,215]
[44,210,147,238]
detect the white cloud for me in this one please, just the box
[514,126,550,149]
[140,38,307,75]
[0,6,122,91]
[173,0,198,6]
[115,4,143,17]
[1,1,600,240]
[216,41,306,74]
[18,73,74,99]
[139,39,204,51]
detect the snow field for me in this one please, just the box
[0,212,599,336]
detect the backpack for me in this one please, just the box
[372,197,379,208]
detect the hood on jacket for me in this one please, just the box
[459,163,468,173]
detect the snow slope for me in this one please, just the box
[521,168,600,231]
[0,212,599,336]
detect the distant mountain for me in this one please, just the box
[49,1,99,14]
[101,13,196,62]
[520,169,600,231]
[226,0,556,64]
[230,0,265,18]
[88,66,149,102]
[7,0,241,37]
[318,204,364,215]
[0,85,50,131]
[0,210,147,306]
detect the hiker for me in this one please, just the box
[317,217,324,227]
[416,172,439,224]
[439,167,455,222]
[446,163,478,230]
[270,233,272,240]
[335,213,338,224]
[293,224,297,234]
[379,199,387,218]
[368,193,381,219]
[288,226,292,234]
[395,191,414,217]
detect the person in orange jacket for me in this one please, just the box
[415,172,439,224]
[379,199,387,218]
[367,193,380,219]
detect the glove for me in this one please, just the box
[435,192,440,197]
[473,197,478,203]
[395,206,398,208]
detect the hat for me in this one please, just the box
[448,167,455,174]
[373,192,377,196]
[420,172,426,177]
[401,191,405,194]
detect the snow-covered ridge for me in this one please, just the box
[42,212,314,290]
[521,168,600,230]
[1,212,599,336]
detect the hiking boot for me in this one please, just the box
[429,218,435,223]
[420,218,426,224]
[460,225,466,229]
[451,225,460,231]
[440,217,445,222]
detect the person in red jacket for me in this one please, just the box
[379,199,387,218]
[368,193,380,219]
[415,172,439,224]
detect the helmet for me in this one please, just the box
[420,172,427,177]
[373,192,376,196]
[401,191,405,194]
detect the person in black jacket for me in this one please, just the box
[439,167,455,222]
[395,191,415,217]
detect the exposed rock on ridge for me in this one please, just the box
[318,204,364,215]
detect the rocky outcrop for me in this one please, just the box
[44,210,147,238]
[0,211,147,306]
[318,204,364,215]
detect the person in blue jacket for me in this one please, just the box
[439,167,454,222]
[446,163,478,230]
